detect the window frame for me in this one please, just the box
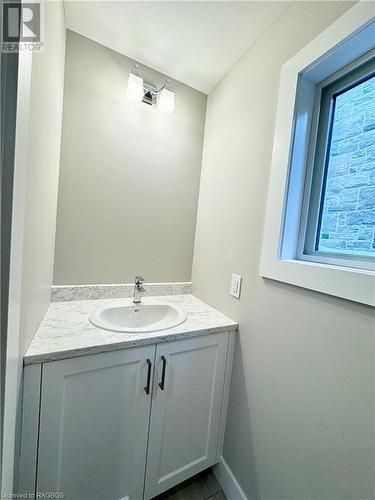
[259,4,375,307]
[297,53,375,271]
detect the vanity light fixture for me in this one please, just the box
[157,86,175,114]
[126,64,175,114]
[126,63,144,102]
[126,73,144,102]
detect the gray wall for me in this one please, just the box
[0,49,19,491]
[192,2,374,499]
[1,1,66,491]
[54,31,207,285]
[20,2,66,354]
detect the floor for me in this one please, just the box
[153,468,227,500]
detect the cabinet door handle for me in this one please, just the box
[144,359,152,395]
[159,356,167,390]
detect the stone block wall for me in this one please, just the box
[319,76,375,256]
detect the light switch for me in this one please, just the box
[230,274,242,299]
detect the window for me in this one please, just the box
[260,5,375,306]
[298,57,375,271]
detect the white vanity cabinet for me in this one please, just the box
[19,331,235,500]
[145,332,229,499]
[36,345,154,500]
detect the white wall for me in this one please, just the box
[192,2,374,499]
[53,31,207,285]
[2,1,66,491]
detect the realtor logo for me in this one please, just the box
[1,2,43,52]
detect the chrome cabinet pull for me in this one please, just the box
[159,356,167,390]
[144,359,152,395]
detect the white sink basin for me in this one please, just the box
[89,302,187,333]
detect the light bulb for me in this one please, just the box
[157,87,175,114]
[126,73,144,102]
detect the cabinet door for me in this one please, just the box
[37,346,155,500]
[144,332,229,499]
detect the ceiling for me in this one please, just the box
[63,1,288,94]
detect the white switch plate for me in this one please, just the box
[230,274,242,298]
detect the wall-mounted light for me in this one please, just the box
[126,73,144,102]
[157,86,175,114]
[126,64,175,114]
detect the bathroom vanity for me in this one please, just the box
[19,292,237,500]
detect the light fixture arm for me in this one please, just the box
[144,79,170,96]
[155,79,171,94]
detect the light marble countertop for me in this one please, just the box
[51,282,193,301]
[24,295,238,365]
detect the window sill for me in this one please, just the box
[260,257,374,306]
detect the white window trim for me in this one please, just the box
[260,2,375,307]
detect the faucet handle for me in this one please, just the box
[135,275,144,285]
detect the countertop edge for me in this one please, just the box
[24,323,238,366]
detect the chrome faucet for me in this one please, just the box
[133,276,146,304]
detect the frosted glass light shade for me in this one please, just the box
[157,88,175,114]
[126,73,144,102]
